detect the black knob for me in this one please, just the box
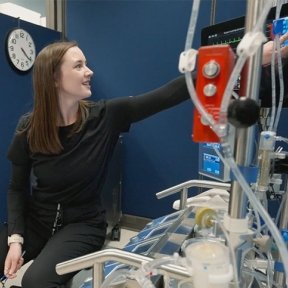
[228,97,260,128]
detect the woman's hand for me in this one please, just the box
[4,243,24,279]
[262,33,288,66]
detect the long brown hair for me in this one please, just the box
[24,41,90,155]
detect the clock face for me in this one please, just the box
[6,28,36,72]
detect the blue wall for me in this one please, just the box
[0,13,61,223]
[215,0,247,23]
[0,1,249,223]
[66,0,247,219]
[1,0,286,224]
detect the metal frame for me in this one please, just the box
[56,248,191,288]
[156,179,231,210]
[46,0,66,38]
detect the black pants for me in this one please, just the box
[0,220,106,288]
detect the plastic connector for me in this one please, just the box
[270,175,283,185]
[223,213,249,233]
[236,31,267,57]
[274,152,286,159]
[253,235,272,253]
[178,49,198,73]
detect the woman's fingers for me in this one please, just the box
[280,32,288,43]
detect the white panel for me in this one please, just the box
[0,2,45,26]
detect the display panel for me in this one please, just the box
[201,4,288,107]
[198,143,230,182]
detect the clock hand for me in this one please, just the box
[21,47,32,61]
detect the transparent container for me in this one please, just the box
[183,239,232,288]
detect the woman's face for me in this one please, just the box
[56,46,94,103]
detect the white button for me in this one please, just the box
[203,60,220,78]
[203,84,217,97]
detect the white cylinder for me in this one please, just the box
[184,239,232,288]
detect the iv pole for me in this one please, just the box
[227,0,266,284]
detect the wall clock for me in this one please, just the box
[6,28,36,72]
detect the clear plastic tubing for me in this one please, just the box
[269,0,282,131]
[183,0,288,285]
[221,141,288,288]
[273,35,284,132]
[268,37,277,131]
[184,0,217,131]
[184,0,201,51]
[220,0,273,117]
[100,269,130,288]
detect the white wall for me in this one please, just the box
[0,1,46,26]
[0,0,45,16]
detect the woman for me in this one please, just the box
[0,41,190,287]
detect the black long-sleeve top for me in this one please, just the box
[7,76,190,238]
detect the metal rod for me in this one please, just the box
[228,0,265,219]
[56,248,191,287]
[60,0,67,40]
[274,176,288,286]
[93,263,103,288]
[180,187,188,209]
[210,0,217,25]
[45,0,66,38]
[156,179,230,210]
[227,0,266,286]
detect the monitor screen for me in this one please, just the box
[198,143,231,182]
[200,4,288,107]
[203,153,220,175]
